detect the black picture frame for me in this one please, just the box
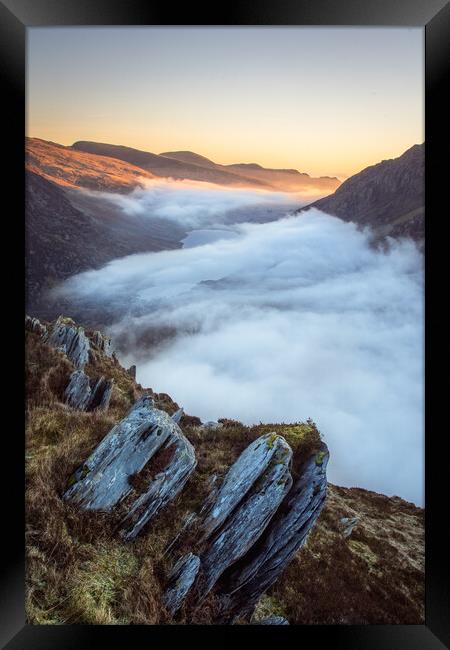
[1,0,449,647]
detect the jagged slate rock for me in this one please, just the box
[92,330,114,357]
[64,372,113,412]
[220,444,329,620]
[120,428,197,541]
[89,376,114,411]
[257,616,289,625]
[202,421,222,431]
[44,316,90,369]
[25,315,47,337]
[197,436,293,600]
[164,553,201,615]
[65,370,92,410]
[201,433,294,542]
[172,408,184,424]
[127,364,137,379]
[340,516,359,538]
[64,395,175,509]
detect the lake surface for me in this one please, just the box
[181,228,240,248]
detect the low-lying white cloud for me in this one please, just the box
[96,177,303,229]
[59,209,424,505]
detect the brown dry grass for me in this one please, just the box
[25,330,424,625]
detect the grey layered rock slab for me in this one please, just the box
[164,553,201,615]
[172,408,184,424]
[258,616,289,625]
[64,396,196,528]
[120,427,197,541]
[201,432,293,541]
[191,434,293,600]
[89,376,113,411]
[127,365,137,379]
[25,315,47,337]
[44,316,90,369]
[340,516,359,538]
[65,370,92,410]
[92,330,114,357]
[65,370,113,411]
[221,444,329,620]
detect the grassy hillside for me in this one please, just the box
[25,325,424,625]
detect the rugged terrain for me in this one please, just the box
[299,143,424,244]
[25,316,424,625]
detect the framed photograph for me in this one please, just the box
[1,0,448,647]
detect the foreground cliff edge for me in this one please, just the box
[25,316,424,624]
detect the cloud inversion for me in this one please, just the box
[58,206,424,505]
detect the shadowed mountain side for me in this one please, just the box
[26,137,155,193]
[298,144,424,243]
[25,171,183,318]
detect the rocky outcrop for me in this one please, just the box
[25,315,47,337]
[164,553,201,615]
[64,370,113,411]
[200,433,292,542]
[219,444,329,621]
[339,515,359,538]
[127,365,137,379]
[258,616,289,625]
[64,396,197,540]
[171,408,184,424]
[164,436,329,622]
[43,316,90,369]
[64,370,92,410]
[92,330,114,358]
[197,436,293,601]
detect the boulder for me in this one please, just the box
[120,425,197,541]
[89,376,114,411]
[202,421,222,431]
[92,330,114,357]
[197,435,293,599]
[127,364,137,379]
[44,316,90,369]
[172,408,184,424]
[25,315,47,337]
[64,396,196,540]
[340,516,359,538]
[64,370,92,411]
[258,616,289,625]
[200,433,292,541]
[163,437,329,623]
[164,553,201,615]
[219,444,329,621]
[64,370,113,412]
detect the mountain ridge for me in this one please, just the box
[298,143,424,243]
[71,139,341,194]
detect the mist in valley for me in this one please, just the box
[56,184,424,505]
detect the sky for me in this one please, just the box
[27,26,424,180]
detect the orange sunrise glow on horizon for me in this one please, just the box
[27,27,423,180]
